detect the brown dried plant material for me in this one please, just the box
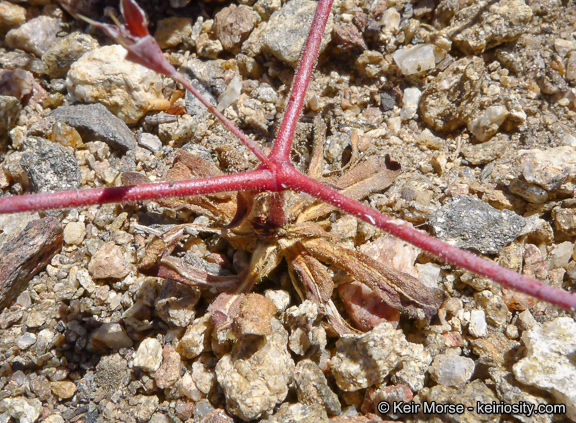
[135,120,444,335]
[0,216,63,309]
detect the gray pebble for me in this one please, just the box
[51,103,137,153]
[20,137,81,192]
[428,195,525,255]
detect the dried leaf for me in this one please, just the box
[303,238,444,321]
[284,241,360,335]
[297,155,401,223]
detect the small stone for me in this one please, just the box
[155,279,200,327]
[518,146,576,191]
[553,208,576,236]
[380,92,396,112]
[471,331,519,366]
[216,318,294,420]
[155,17,193,49]
[0,1,26,33]
[51,103,137,152]
[63,221,86,246]
[392,44,438,75]
[554,38,576,58]
[5,16,60,56]
[429,354,475,387]
[234,293,276,337]
[428,195,525,255]
[214,4,259,54]
[508,179,549,203]
[42,32,99,79]
[549,241,573,270]
[332,22,367,56]
[261,0,333,67]
[0,95,21,149]
[330,323,431,392]
[66,45,163,124]
[50,381,77,399]
[267,403,329,423]
[476,290,509,327]
[264,289,291,313]
[461,135,508,165]
[467,105,508,141]
[294,360,341,416]
[447,0,533,55]
[513,317,576,420]
[0,68,34,101]
[134,338,163,372]
[419,57,485,132]
[468,309,488,337]
[88,241,132,279]
[138,132,162,152]
[505,324,519,339]
[566,51,576,82]
[400,87,421,120]
[155,345,181,389]
[20,137,81,193]
[76,268,95,293]
[89,323,133,351]
[516,309,537,331]
[0,397,42,423]
[16,332,37,349]
[130,395,160,422]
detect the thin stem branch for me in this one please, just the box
[268,0,334,162]
[170,72,272,167]
[0,170,276,214]
[284,168,576,312]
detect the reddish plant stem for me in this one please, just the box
[0,170,276,214]
[282,166,576,312]
[269,0,334,162]
[169,72,272,168]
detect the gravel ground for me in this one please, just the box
[1,0,576,422]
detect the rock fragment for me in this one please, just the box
[261,0,333,67]
[50,381,77,399]
[88,323,133,351]
[5,16,60,56]
[134,338,163,372]
[154,279,200,327]
[216,318,294,420]
[294,360,341,416]
[400,87,421,120]
[330,323,431,392]
[468,309,488,337]
[155,345,182,389]
[88,241,132,279]
[419,57,485,132]
[428,195,525,255]
[0,95,21,149]
[392,44,439,75]
[513,317,576,420]
[214,5,259,54]
[447,0,533,54]
[0,1,26,33]
[20,137,81,193]
[154,17,193,49]
[0,217,63,309]
[429,354,475,387]
[518,147,576,191]
[42,32,99,79]
[0,397,42,423]
[66,45,163,124]
[63,221,86,246]
[51,103,137,152]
